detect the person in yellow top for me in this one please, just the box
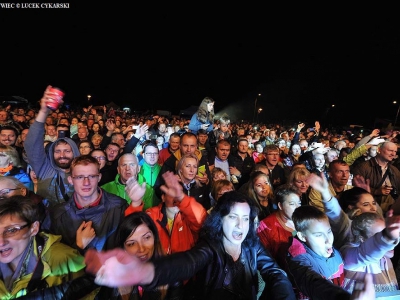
[0,196,86,299]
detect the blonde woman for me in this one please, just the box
[176,153,211,210]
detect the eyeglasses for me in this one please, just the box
[79,146,91,149]
[145,153,159,156]
[0,188,20,196]
[92,156,106,161]
[1,224,29,238]
[71,175,100,181]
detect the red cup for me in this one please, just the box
[47,87,65,110]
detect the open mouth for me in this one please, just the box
[326,247,333,255]
[0,248,12,257]
[232,231,243,240]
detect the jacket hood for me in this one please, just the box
[47,137,80,171]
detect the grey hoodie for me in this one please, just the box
[25,120,80,207]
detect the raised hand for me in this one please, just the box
[160,171,184,202]
[85,248,155,287]
[134,124,149,139]
[352,175,371,193]
[125,176,146,206]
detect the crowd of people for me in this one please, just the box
[1,87,398,298]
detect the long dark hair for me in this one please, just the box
[196,97,215,123]
[116,212,165,260]
[201,190,259,247]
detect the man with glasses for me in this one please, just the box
[102,153,158,210]
[42,155,127,253]
[25,87,81,207]
[259,144,287,191]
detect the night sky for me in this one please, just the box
[2,7,400,129]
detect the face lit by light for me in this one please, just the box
[222,202,250,248]
[178,157,197,183]
[124,223,155,262]
[298,218,333,258]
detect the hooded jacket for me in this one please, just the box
[25,120,80,207]
[0,232,85,299]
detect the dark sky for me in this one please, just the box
[2,7,400,129]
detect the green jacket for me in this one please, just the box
[101,174,159,210]
[0,232,86,299]
[138,162,161,187]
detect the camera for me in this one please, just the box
[391,188,399,200]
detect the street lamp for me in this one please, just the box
[253,93,261,123]
[87,94,92,101]
[394,101,400,127]
[257,108,263,123]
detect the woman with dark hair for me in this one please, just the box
[95,212,182,299]
[188,97,215,135]
[85,190,296,300]
[338,187,380,217]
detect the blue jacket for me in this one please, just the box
[188,113,213,135]
[286,236,350,300]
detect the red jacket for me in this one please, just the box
[125,195,207,255]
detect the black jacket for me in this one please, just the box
[147,237,296,300]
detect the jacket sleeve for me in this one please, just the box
[344,144,367,166]
[123,135,139,154]
[255,242,297,300]
[341,231,399,270]
[24,120,47,176]
[177,195,207,233]
[125,202,145,216]
[323,196,351,249]
[16,274,99,300]
[148,239,213,288]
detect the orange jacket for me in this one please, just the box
[146,195,207,254]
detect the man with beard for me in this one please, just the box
[25,86,81,207]
[102,153,158,210]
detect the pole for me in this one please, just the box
[253,94,261,123]
[395,104,400,127]
[253,98,257,123]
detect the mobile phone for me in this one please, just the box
[198,165,206,176]
[58,130,70,138]
[132,125,139,130]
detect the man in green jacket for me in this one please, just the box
[102,153,159,210]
